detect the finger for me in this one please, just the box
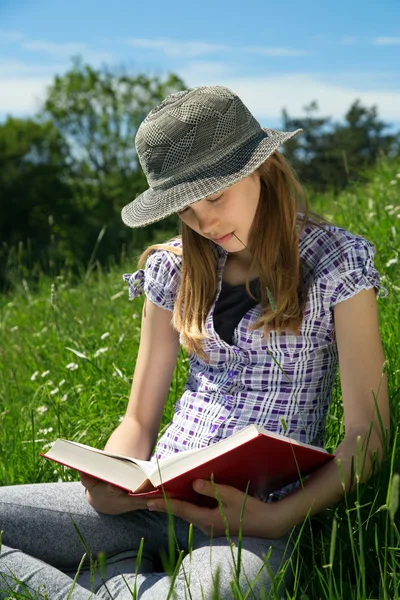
[148,497,211,525]
[106,483,127,495]
[80,473,101,489]
[192,479,237,503]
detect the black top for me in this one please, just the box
[213,278,261,345]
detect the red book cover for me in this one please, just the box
[129,433,334,505]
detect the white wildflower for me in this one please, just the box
[118,416,124,422]
[94,347,109,358]
[113,364,124,378]
[59,379,66,386]
[385,205,400,216]
[41,442,53,450]
[61,394,68,402]
[50,387,59,395]
[368,198,374,210]
[396,173,400,179]
[38,427,53,435]
[65,347,88,360]
[7,302,14,307]
[36,405,48,414]
[10,325,18,332]
[100,332,110,340]
[386,257,398,267]
[366,211,375,221]
[66,362,78,371]
[45,380,54,386]
[41,370,50,378]
[111,290,125,301]
[31,371,39,381]
[389,180,398,186]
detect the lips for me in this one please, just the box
[212,233,233,243]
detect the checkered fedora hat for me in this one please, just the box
[121,85,302,228]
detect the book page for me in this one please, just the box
[62,441,156,477]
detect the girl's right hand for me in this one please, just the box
[80,473,150,514]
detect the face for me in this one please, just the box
[177,173,261,258]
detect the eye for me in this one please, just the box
[207,194,223,204]
[177,194,223,216]
[177,206,189,215]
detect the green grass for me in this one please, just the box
[0,156,400,598]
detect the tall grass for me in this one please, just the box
[0,156,399,598]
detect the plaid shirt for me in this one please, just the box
[123,223,387,500]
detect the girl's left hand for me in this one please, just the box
[147,479,286,539]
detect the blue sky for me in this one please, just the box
[1,0,400,131]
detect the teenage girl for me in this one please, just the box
[0,85,390,600]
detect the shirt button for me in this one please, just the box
[228,370,237,378]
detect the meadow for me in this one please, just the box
[0,156,399,599]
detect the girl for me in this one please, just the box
[0,85,390,599]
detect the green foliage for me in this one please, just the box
[283,100,400,193]
[0,58,184,292]
[42,56,185,267]
[0,117,73,289]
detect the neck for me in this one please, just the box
[228,247,254,267]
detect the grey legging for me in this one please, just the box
[0,482,296,599]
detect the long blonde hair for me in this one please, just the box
[138,151,327,361]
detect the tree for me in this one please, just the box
[282,100,400,192]
[41,57,186,265]
[0,117,73,289]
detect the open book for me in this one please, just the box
[41,425,334,505]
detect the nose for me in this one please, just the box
[193,205,220,236]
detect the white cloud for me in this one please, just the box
[1,69,400,125]
[339,37,357,46]
[127,38,228,58]
[244,46,312,57]
[0,30,113,64]
[179,69,400,124]
[22,40,87,55]
[180,61,237,78]
[21,40,113,63]
[0,60,68,75]
[0,77,51,113]
[125,38,311,59]
[373,37,400,46]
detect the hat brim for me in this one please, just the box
[121,127,302,228]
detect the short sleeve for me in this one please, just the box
[320,233,388,308]
[122,243,182,312]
